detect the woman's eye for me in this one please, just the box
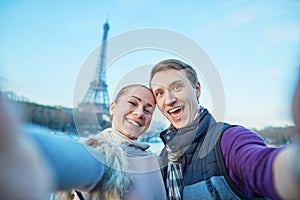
[144,108,153,115]
[128,101,137,106]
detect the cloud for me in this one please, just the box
[264,22,300,45]
[225,3,265,27]
[266,68,281,78]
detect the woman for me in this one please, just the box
[58,84,167,200]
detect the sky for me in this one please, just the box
[1,0,300,129]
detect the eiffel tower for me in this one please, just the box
[77,21,111,131]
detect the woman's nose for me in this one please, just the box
[132,107,144,118]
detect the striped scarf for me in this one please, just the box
[165,107,214,200]
[166,159,184,200]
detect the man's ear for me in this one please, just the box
[109,102,115,116]
[196,82,201,98]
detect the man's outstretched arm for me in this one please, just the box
[0,96,105,199]
[273,77,300,199]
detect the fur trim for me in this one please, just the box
[56,191,80,200]
[57,134,131,200]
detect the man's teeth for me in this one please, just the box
[127,119,140,127]
[169,107,181,113]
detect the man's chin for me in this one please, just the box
[171,120,187,129]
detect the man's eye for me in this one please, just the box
[155,91,163,97]
[174,84,182,90]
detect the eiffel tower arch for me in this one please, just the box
[77,21,111,133]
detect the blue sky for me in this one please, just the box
[1,0,300,129]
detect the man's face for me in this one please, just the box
[151,69,200,129]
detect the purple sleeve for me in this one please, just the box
[220,126,284,200]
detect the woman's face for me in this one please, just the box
[110,86,155,139]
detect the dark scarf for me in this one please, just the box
[165,107,215,200]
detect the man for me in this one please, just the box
[150,59,300,199]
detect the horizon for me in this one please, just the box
[1,89,296,131]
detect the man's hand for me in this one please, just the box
[293,77,300,133]
[0,96,53,200]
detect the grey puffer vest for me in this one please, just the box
[160,122,267,200]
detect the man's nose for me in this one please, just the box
[165,90,176,105]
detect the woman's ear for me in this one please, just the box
[109,102,115,116]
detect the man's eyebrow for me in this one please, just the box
[131,96,154,108]
[169,80,183,86]
[152,80,183,90]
